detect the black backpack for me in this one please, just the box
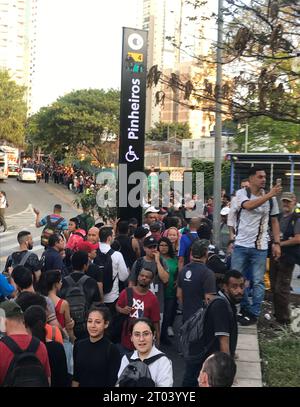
[1,336,49,387]
[94,248,115,294]
[179,297,233,363]
[41,215,64,247]
[116,353,166,387]
[64,274,90,332]
[184,232,200,265]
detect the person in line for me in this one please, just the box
[158,237,178,343]
[86,227,100,245]
[116,268,161,352]
[117,318,173,387]
[72,306,121,387]
[270,192,300,325]
[24,305,69,387]
[198,352,237,387]
[182,270,244,387]
[0,301,51,386]
[65,217,86,252]
[178,218,202,272]
[0,190,7,232]
[34,204,68,240]
[231,167,281,325]
[38,270,75,343]
[163,227,181,254]
[41,234,67,275]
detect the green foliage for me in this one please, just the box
[260,336,300,387]
[27,88,120,165]
[0,69,27,146]
[73,191,117,222]
[192,159,231,197]
[146,121,191,141]
[233,117,300,153]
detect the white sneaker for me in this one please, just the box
[167,327,174,337]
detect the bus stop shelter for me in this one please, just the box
[226,153,300,196]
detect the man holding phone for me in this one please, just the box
[231,167,282,325]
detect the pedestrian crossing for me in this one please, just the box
[0,204,44,271]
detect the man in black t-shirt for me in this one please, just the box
[177,239,216,323]
[182,269,244,387]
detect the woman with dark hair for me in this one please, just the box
[72,306,121,387]
[158,237,178,343]
[24,305,69,387]
[117,318,173,387]
[38,270,75,343]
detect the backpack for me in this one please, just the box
[94,248,115,294]
[41,215,64,247]
[184,232,200,265]
[7,251,32,270]
[1,336,49,387]
[64,274,90,333]
[116,353,166,387]
[179,297,233,363]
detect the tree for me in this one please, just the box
[147,0,300,125]
[27,88,120,166]
[0,69,27,146]
[146,121,192,141]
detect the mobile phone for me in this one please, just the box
[276,178,282,186]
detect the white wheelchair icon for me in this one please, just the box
[125,145,140,163]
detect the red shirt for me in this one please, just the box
[117,288,160,350]
[0,334,51,385]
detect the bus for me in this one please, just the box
[0,148,8,181]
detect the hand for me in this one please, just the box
[272,243,281,260]
[33,208,40,215]
[269,184,282,198]
[66,318,75,330]
[153,250,161,263]
[122,306,133,315]
[7,266,13,276]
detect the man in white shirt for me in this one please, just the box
[231,167,282,325]
[0,191,7,232]
[97,226,128,312]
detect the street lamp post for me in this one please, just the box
[213,0,224,248]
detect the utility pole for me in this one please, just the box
[213,0,224,248]
[244,123,249,153]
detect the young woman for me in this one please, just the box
[38,270,75,343]
[24,305,69,387]
[158,237,179,342]
[163,227,181,253]
[72,306,121,387]
[117,318,173,387]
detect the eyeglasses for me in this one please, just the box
[132,331,152,339]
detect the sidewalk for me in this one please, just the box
[234,325,262,387]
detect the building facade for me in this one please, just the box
[0,0,38,114]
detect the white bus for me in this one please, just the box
[0,148,8,181]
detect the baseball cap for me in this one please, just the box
[158,208,168,216]
[77,241,98,253]
[134,226,149,239]
[143,236,158,248]
[150,222,162,232]
[144,206,159,215]
[281,192,296,202]
[0,301,23,319]
[220,206,230,216]
[191,239,210,259]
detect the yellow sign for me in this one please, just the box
[128,52,143,62]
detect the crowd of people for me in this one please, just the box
[0,165,299,388]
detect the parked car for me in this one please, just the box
[17,168,37,183]
[8,164,20,177]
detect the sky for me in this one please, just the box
[32,0,141,112]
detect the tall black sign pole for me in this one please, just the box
[118,28,148,224]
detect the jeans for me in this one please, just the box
[231,245,267,317]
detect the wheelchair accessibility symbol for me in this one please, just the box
[125,145,140,163]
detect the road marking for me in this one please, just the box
[6,204,35,219]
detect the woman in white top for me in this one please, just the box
[117,317,173,387]
[0,191,7,232]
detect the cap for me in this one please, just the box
[281,192,296,202]
[134,226,149,239]
[77,241,99,253]
[158,208,168,215]
[144,206,160,215]
[143,236,158,248]
[220,206,230,216]
[0,301,23,319]
[191,239,210,259]
[150,221,162,232]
